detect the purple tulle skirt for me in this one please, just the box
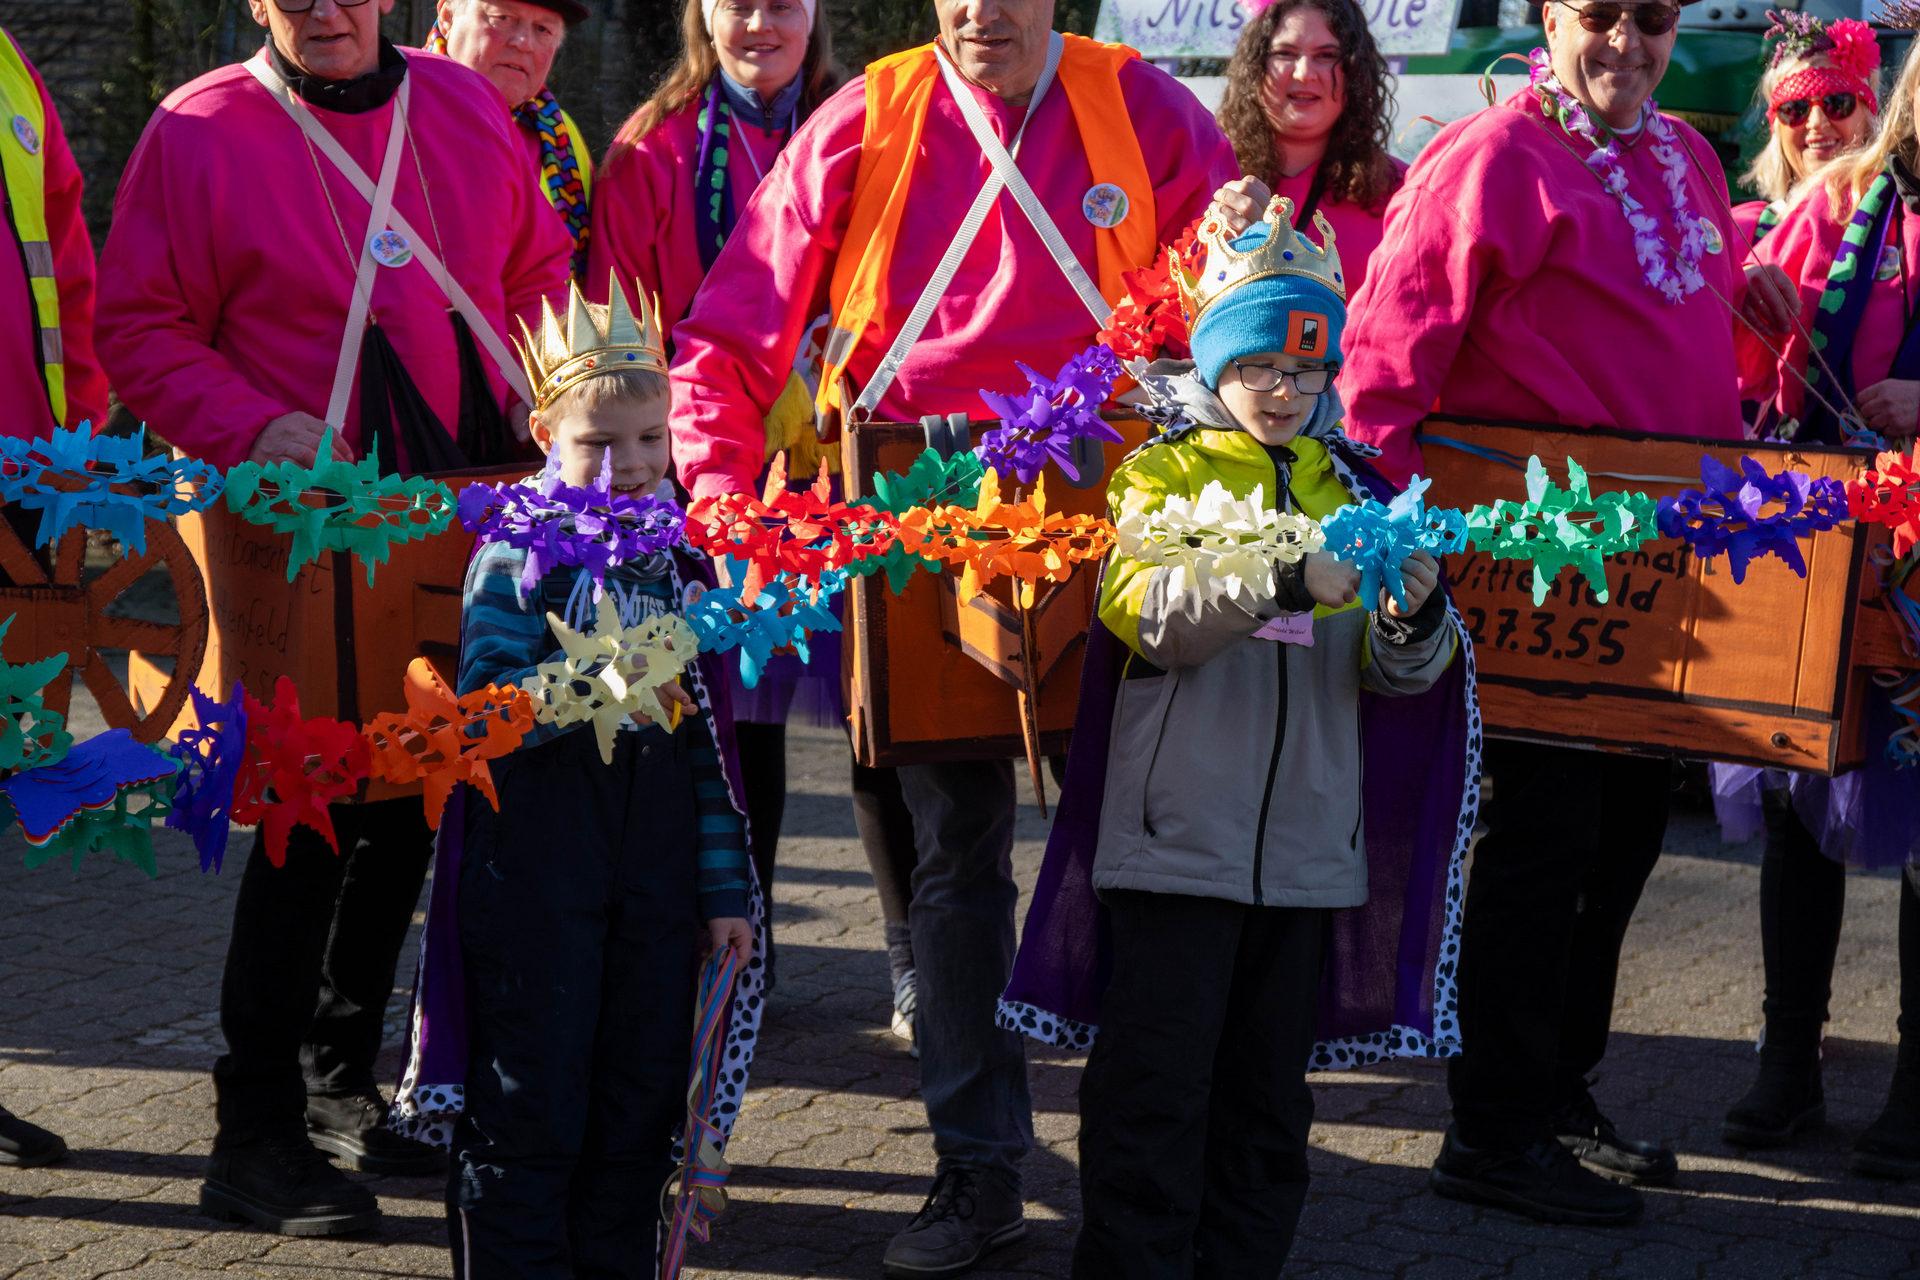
[1711,694,1920,870]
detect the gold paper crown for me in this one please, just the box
[515,273,668,410]
[1174,195,1348,328]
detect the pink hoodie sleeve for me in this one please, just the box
[1340,120,1549,485]
[96,110,295,467]
[590,107,707,331]
[18,41,108,430]
[1737,185,1831,408]
[668,82,867,503]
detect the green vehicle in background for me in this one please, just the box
[1393,1,1905,191]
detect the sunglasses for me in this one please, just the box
[1775,92,1860,126]
[1230,360,1333,396]
[1553,1,1681,36]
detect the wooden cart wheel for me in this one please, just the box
[0,516,209,744]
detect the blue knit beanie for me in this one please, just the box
[1189,221,1347,391]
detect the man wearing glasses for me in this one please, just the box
[429,0,595,280]
[1339,0,1797,1228]
[96,0,569,1238]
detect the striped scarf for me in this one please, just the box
[428,21,590,279]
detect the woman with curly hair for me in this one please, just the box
[1212,0,1404,294]
[1734,10,1881,247]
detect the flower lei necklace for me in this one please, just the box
[1527,48,1707,304]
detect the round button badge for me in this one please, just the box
[1700,217,1724,256]
[11,114,39,155]
[1082,182,1130,229]
[369,228,414,269]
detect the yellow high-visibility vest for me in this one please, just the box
[0,30,66,426]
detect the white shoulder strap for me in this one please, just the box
[852,32,1111,421]
[243,52,537,411]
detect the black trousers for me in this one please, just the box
[1759,792,1920,1048]
[1075,891,1328,1280]
[213,797,434,1144]
[1447,741,1670,1149]
[450,728,698,1280]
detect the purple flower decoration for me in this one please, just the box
[1656,455,1850,584]
[976,345,1125,484]
[460,453,687,599]
[166,684,250,873]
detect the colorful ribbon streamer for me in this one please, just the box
[684,454,897,603]
[458,452,686,601]
[1847,449,1920,559]
[659,947,741,1280]
[684,561,845,690]
[895,470,1114,608]
[1,729,179,875]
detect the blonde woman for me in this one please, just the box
[1736,10,1880,245]
[1724,17,1916,1182]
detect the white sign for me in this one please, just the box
[1096,0,1463,60]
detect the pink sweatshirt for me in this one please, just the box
[668,57,1237,502]
[1739,180,1920,429]
[1,29,107,437]
[589,99,788,333]
[1341,89,1746,484]
[97,48,571,469]
[1272,156,1406,300]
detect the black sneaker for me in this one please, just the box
[882,1166,1026,1279]
[1554,1082,1679,1185]
[1724,1048,1825,1150]
[0,1105,66,1167]
[307,1090,445,1176]
[200,1132,380,1236]
[1430,1126,1644,1225]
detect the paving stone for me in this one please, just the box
[1,711,1915,1278]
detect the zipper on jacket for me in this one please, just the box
[1139,671,1177,839]
[1249,640,1288,906]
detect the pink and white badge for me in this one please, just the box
[1254,612,1315,646]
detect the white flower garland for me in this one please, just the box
[1115,481,1326,605]
[1527,48,1707,304]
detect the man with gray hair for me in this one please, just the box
[430,0,594,278]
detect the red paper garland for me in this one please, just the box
[1848,450,1920,558]
[232,676,371,865]
[684,454,898,600]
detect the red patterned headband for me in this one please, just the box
[1769,64,1878,120]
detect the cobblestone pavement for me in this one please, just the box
[1,706,1916,1279]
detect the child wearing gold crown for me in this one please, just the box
[388,276,760,1278]
[996,199,1479,1277]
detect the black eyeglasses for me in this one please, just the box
[1230,360,1332,395]
[271,0,374,13]
[1553,1,1681,36]
[1775,92,1860,126]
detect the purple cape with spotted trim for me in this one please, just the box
[998,453,1481,1067]
[389,548,767,1148]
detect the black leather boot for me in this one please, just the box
[0,1105,66,1167]
[1853,1039,1920,1180]
[1724,1024,1825,1150]
[306,1089,444,1176]
[200,1131,380,1236]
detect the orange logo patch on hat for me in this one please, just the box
[1285,312,1330,359]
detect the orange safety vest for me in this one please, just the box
[816,33,1156,418]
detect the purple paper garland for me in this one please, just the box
[1656,455,1849,584]
[458,454,686,599]
[977,345,1125,484]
